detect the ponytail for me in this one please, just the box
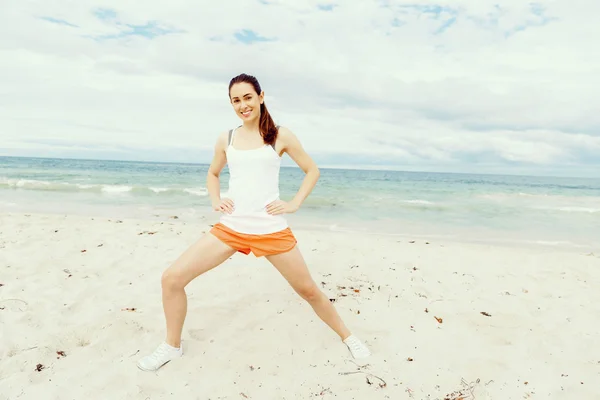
[259,103,278,145]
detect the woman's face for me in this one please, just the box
[230,82,263,122]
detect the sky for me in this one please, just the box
[0,0,599,177]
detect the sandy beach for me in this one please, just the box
[1,211,599,399]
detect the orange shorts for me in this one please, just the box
[209,223,297,257]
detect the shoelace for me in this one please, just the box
[148,344,170,361]
[346,338,363,352]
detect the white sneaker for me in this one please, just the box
[137,342,183,371]
[343,335,371,359]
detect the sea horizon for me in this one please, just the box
[1,154,597,180]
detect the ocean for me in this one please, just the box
[1,156,599,249]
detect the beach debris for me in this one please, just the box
[407,357,414,362]
[35,363,45,372]
[340,368,387,389]
[317,387,332,396]
[169,215,179,219]
[0,298,29,312]
[367,375,387,388]
[121,307,137,312]
[80,249,87,253]
[350,264,359,269]
[63,269,72,278]
[409,240,415,243]
[442,378,481,400]
[481,311,492,317]
[56,350,66,358]
[335,285,363,299]
[329,298,336,303]
[0,283,4,287]
[137,231,158,235]
[412,266,418,271]
[240,393,249,398]
[434,316,443,324]
[54,230,58,233]
[425,308,429,313]
[425,242,430,244]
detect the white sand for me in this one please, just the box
[1,212,599,399]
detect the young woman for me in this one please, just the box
[137,73,370,371]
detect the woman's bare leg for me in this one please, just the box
[161,232,237,347]
[265,245,370,358]
[265,245,351,340]
[138,232,237,371]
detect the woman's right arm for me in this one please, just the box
[206,131,234,214]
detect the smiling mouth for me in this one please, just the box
[241,110,252,117]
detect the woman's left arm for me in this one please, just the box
[266,126,320,215]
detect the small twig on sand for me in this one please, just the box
[340,371,363,376]
[465,378,480,398]
[0,298,28,305]
[443,377,481,400]
[129,350,140,357]
[345,359,370,370]
[339,370,387,388]
[0,298,28,311]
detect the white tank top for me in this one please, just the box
[218,126,289,234]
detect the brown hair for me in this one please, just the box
[228,73,278,145]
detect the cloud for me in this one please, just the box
[0,0,598,177]
[86,7,185,40]
[93,8,118,21]
[39,17,79,28]
[317,4,338,12]
[233,29,276,45]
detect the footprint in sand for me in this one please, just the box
[187,329,208,341]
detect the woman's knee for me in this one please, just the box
[161,268,185,291]
[295,283,322,303]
